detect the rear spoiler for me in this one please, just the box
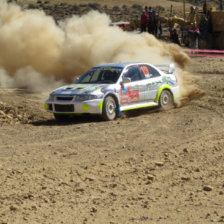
[154,64,175,74]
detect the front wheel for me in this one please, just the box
[159,90,174,110]
[102,96,117,121]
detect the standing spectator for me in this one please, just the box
[187,6,198,24]
[158,18,163,37]
[188,23,200,48]
[140,10,147,32]
[147,7,153,34]
[144,6,148,13]
[170,29,180,45]
[153,11,159,36]
[199,14,208,40]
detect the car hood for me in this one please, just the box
[50,83,116,96]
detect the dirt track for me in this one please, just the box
[0,58,224,224]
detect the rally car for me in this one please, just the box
[45,62,179,121]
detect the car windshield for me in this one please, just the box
[76,67,122,84]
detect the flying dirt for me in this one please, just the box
[0,0,203,102]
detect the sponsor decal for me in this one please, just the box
[101,87,116,94]
[146,76,175,89]
[146,81,162,89]
[122,88,128,94]
[162,76,175,86]
[120,86,139,104]
[140,65,149,75]
[140,65,151,78]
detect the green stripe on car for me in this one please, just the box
[155,84,171,102]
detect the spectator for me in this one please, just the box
[188,23,200,48]
[158,18,163,37]
[187,6,197,24]
[170,29,180,45]
[153,11,159,36]
[140,10,147,32]
[199,14,208,40]
[147,7,153,34]
[144,6,148,13]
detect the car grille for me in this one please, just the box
[54,104,74,112]
[57,96,73,101]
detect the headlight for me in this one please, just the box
[76,95,98,101]
[48,95,54,100]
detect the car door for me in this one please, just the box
[139,64,162,101]
[119,66,145,106]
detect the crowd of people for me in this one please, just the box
[140,6,162,37]
[138,5,211,49]
[187,7,209,49]
[170,6,209,48]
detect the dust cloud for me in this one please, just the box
[0,0,202,102]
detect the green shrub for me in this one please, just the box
[113,5,120,11]
[72,5,80,11]
[131,4,142,10]
[88,3,100,10]
[28,3,36,9]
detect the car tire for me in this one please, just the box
[102,96,117,121]
[54,114,69,121]
[159,90,174,110]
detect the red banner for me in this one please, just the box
[184,48,224,57]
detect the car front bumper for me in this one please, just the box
[45,99,103,115]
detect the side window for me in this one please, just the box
[123,66,142,82]
[139,65,161,79]
[90,70,100,82]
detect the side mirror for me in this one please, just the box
[121,77,131,84]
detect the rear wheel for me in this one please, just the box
[159,90,174,110]
[102,96,117,121]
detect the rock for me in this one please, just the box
[155,162,164,167]
[10,205,18,211]
[140,216,148,221]
[90,207,97,213]
[203,185,213,191]
[31,205,37,210]
[181,176,190,181]
[147,175,154,180]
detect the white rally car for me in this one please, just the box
[45,62,179,121]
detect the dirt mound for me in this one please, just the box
[0,101,34,124]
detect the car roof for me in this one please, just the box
[93,62,139,69]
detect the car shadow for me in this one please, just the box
[124,106,160,117]
[31,107,161,126]
[31,115,102,126]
